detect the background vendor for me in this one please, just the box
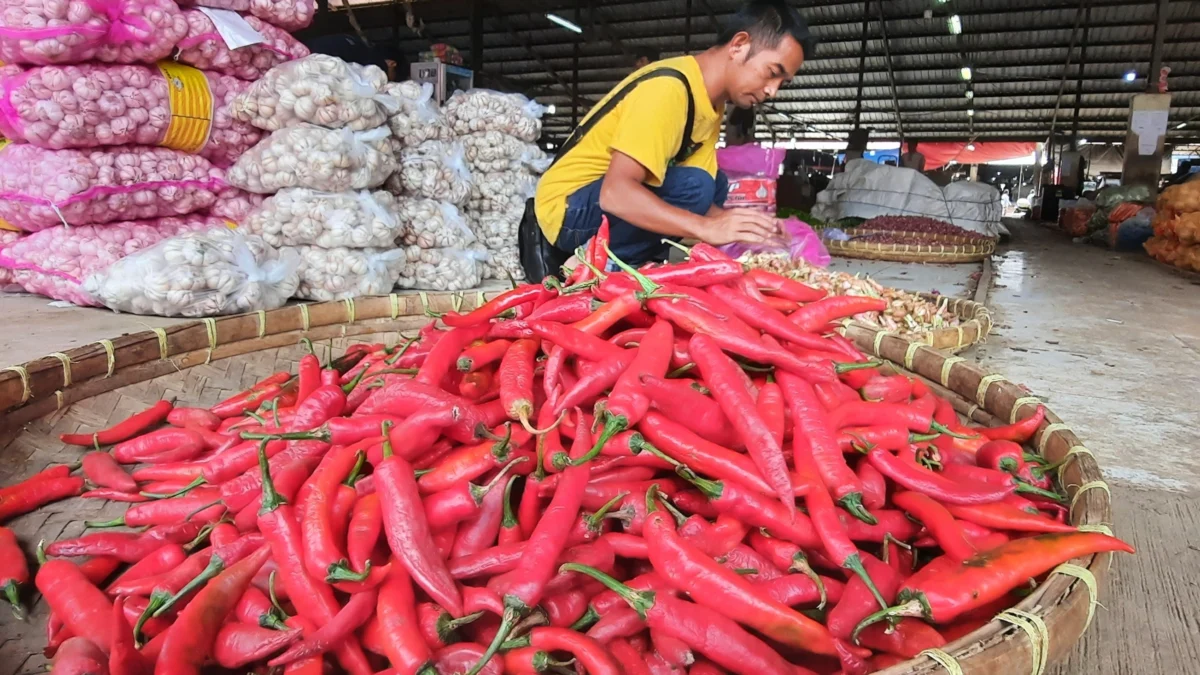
[533,0,817,267]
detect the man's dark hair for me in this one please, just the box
[717,1,818,60]
[632,46,661,65]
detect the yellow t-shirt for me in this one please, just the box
[535,56,724,244]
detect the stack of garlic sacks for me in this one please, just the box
[445,89,551,282]
[227,53,407,302]
[383,81,488,292]
[0,0,313,315]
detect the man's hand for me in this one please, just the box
[695,207,781,246]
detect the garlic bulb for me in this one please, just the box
[0,216,224,306]
[443,89,545,142]
[0,64,261,167]
[208,189,265,223]
[176,10,310,81]
[244,189,402,248]
[394,198,475,249]
[232,55,398,132]
[176,0,316,32]
[227,125,396,194]
[481,246,524,282]
[469,212,520,252]
[83,229,300,317]
[289,245,405,301]
[459,131,551,174]
[382,81,452,149]
[0,0,187,66]
[468,169,538,215]
[0,144,225,231]
[0,230,23,289]
[391,140,473,206]
[395,244,487,291]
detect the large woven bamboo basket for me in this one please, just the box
[0,294,1116,674]
[847,294,994,354]
[827,237,997,263]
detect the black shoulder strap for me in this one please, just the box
[550,68,698,169]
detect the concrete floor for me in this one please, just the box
[1,222,1197,671]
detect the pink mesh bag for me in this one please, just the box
[177,0,315,32]
[0,0,188,66]
[0,215,223,305]
[176,9,309,81]
[0,144,226,231]
[0,229,20,288]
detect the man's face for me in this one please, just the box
[725,33,805,108]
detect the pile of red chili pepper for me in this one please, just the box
[1,237,1135,675]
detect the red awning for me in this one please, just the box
[918,142,1038,169]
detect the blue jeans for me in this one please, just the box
[555,167,729,267]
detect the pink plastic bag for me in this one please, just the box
[0,216,224,305]
[178,0,316,32]
[0,144,226,231]
[0,64,261,167]
[0,229,20,289]
[207,188,265,222]
[176,10,310,81]
[0,0,187,66]
[717,144,787,179]
[718,216,831,267]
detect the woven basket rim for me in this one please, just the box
[846,294,993,354]
[0,294,1114,675]
[827,237,996,264]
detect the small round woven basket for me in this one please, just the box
[848,294,994,354]
[827,237,997,264]
[0,293,1116,674]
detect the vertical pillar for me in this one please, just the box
[1122,93,1171,192]
[469,0,484,75]
[852,2,870,129]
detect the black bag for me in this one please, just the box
[520,68,699,281]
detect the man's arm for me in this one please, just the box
[598,152,778,246]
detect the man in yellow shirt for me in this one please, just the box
[530,0,815,269]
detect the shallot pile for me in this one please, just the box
[0,241,1133,675]
[854,216,993,242]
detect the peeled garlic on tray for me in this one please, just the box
[288,245,406,301]
[244,189,402,249]
[390,140,473,206]
[232,55,399,132]
[227,125,396,194]
[84,229,300,317]
[395,244,488,291]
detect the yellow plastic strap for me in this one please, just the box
[97,339,116,377]
[156,62,214,153]
[256,310,267,338]
[150,328,169,361]
[389,294,400,320]
[1078,523,1114,536]
[1036,422,1069,455]
[965,403,980,420]
[48,352,72,387]
[418,291,430,315]
[872,331,886,357]
[997,608,1050,675]
[975,373,1006,406]
[2,365,31,403]
[1009,396,1042,424]
[451,293,464,313]
[903,341,922,371]
[919,648,964,675]
[1069,480,1110,514]
[299,305,311,332]
[343,298,357,324]
[1053,563,1100,631]
[955,324,965,347]
[476,290,486,307]
[1060,445,1095,473]
[940,356,965,387]
[202,318,218,365]
[55,390,64,410]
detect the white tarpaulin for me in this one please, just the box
[813,160,1003,237]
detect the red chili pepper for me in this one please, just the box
[81,451,137,493]
[638,376,738,448]
[859,374,914,403]
[0,526,29,620]
[779,371,875,524]
[50,637,108,674]
[36,557,115,655]
[213,622,302,669]
[270,587,378,666]
[165,407,222,432]
[375,431,463,617]
[111,428,206,464]
[376,565,437,673]
[444,283,555,328]
[418,602,484,649]
[47,521,202,563]
[298,442,372,584]
[155,545,271,673]
[424,458,526,531]
[498,338,551,435]
[526,627,622,674]
[591,217,611,270]
[938,462,1063,502]
[529,320,627,363]
[744,268,825,303]
[346,493,383,572]
[281,617,325,675]
[838,425,927,453]
[417,424,524,495]
[980,404,1045,443]
[634,414,771,496]
[458,339,512,372]
[854,532,1135,635]
[211,383,284,419]
[436,642,503,675]
[529,294,597,323]
[642,488,837,656]
[856,618,947,658]
[563,563,803,675]
[709,281,841,353]
[866,446,1014,505]
[416,324,492,386]
[86,494,225,529]
[689,334,794,514]
[453,473,515,558]
[825,552,901,641]
[497,476,523,546]
[945,502,1078,533]
[109,597,149,675]
[59,399,173,447]
[855,461,887,511]
[236,585,289,630]
[551,349,636,416]
[1,475,84,523]
[789,295,888,332]
[254,444,374,675]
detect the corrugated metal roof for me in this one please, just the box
[306,0,1200,141]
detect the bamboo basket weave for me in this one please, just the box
[0,294,1116,675]
[827,237,997,263]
